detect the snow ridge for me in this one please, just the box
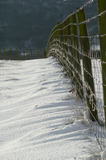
[0,58,102,160]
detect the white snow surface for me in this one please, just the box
[0,57,102,160]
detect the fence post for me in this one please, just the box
[38,50,40,58]
[16,49,18,60]
[23,49,25,60]
[64,18,71,76]
[77,8,98,121]
[97,0,106,126]
[10,48,12,59]
[70,14,83,98]
[30,50,32,59]
[43,50,46,58]
[61,22,66,65]
[65,17,74,80]
[4,48,6,59]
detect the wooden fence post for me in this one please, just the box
[16,49,18,60]
[23,49,25,60]
[62,22,66,65]
[97,0,106,126]
[66,16,74,80]
[43,50,46,58]
[10,48,12,59]
[4,48,6,59]
[77,8,98,121]
[70,13,84,98]
[30,50,32,59]
[38,50,40,58]
[65,18,71,75]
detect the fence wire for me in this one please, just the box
[0,49,46,60]
[46,0,106,151]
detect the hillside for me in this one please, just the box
[0,0,97,50]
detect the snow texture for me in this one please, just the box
[0,57,104,160]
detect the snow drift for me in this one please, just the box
[0,57,103,160]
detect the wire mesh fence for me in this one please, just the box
[46,0,106,151]
[0,49,46,60]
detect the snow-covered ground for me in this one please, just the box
[0,57,104,160]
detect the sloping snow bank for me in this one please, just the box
[0,57,102,160]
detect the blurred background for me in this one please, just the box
[0,0,97,51]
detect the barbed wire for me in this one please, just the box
[50,0,94,33]
[46,0,106,151]
[48,5,106,41]
[48,41,106,150]
[47,25,106,152]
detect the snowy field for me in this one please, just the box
[0,57,104,160]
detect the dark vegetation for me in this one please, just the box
[0,0,97,51]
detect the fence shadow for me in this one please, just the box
[46,0,106,151]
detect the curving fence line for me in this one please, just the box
[46,0,106,151]
[0,49,46,60]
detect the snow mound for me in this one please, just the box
[0,57,102,160]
